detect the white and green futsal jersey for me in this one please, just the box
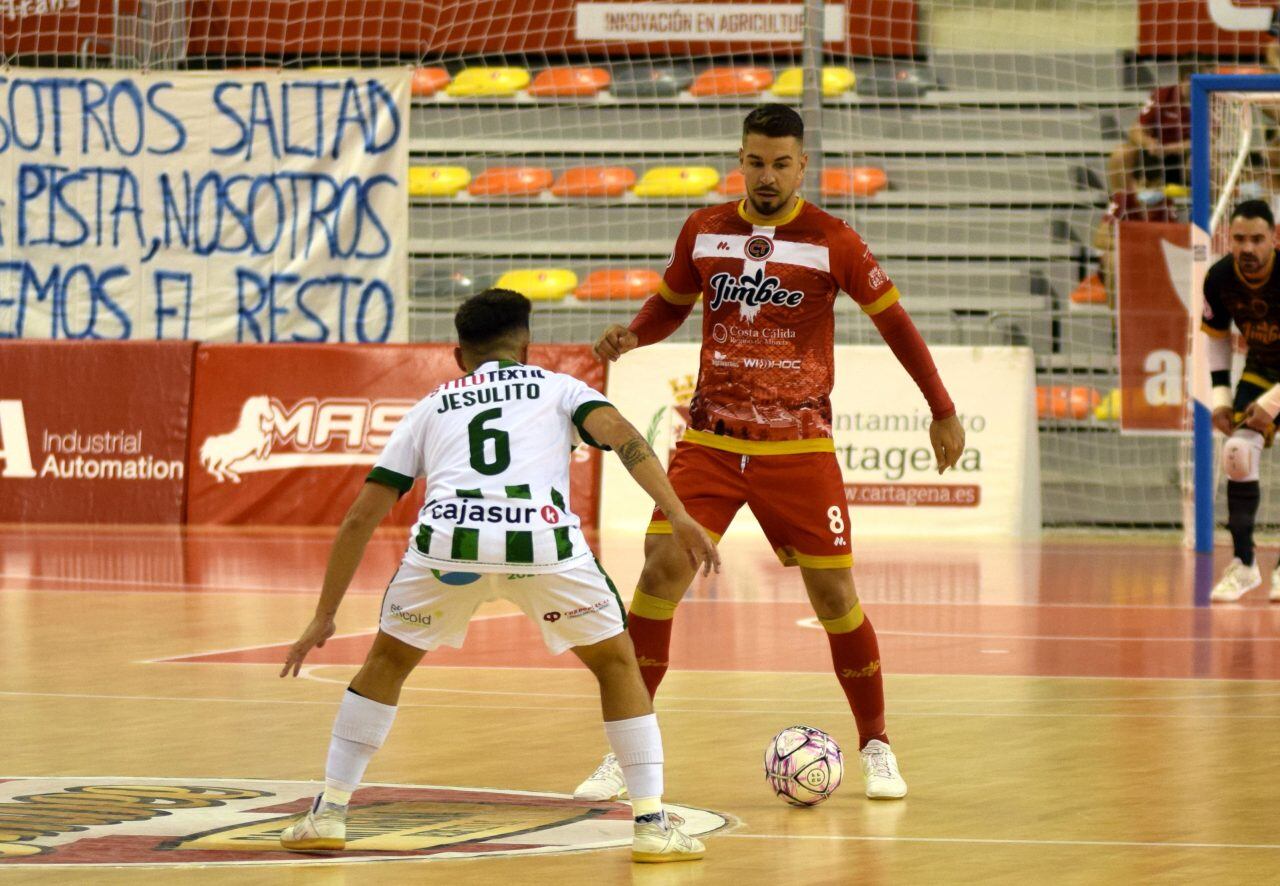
[368,359,611,573]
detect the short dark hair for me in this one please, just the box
[1231,199,1275,228]
[454,288,531,346]
[743,104,804,142]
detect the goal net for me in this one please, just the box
[3,2,1278,532]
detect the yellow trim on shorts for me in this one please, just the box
[659,280,700,306]
[1241,372,1276,390]
[774,547,854,569]
[860,286,901,317]
[1200,322,1230,339]
[819,602,865,634]
[682,428,835,456]
[645,519,723,542]
[629,588,679,621]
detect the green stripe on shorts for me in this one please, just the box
[506,530,534,563]
[550,487,567,511]
[593,556,626,628]
[505,484,532,499]
[452,527,479,560]
[456,488,483,499]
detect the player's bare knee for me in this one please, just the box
[637,537,694,599]
[573,631,636,677]
[1222,430,1264,482]
[800,568,859,621]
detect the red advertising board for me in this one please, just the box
[4,1,917,59]
[186,344,605,528]
[0,341,196,523]
[1139,0,1271,57]
[1117,222,1191,432]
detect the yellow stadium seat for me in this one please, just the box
[408,166,471,197]
[1094,389,1121,422]
[446,67,531,97]
[771,66,856,97]
[633,166,720,198]
[496,268,578,301]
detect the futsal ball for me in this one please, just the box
[764,725,843,806]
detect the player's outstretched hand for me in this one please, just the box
[1212,406,1235,436]
[280,614,337,677]
[670,512,721,576]
[929,414,965,475]
[594,324,639,362]
[1241,402,1274,434]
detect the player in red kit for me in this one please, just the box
[574,104,965,802]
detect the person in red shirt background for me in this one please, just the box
[1106,65,1194,194]
[1093,150,1182,294]
[572,104,966,805]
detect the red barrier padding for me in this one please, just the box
[0,342,196,524]
[186,344,605,528]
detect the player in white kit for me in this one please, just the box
[278,289,718,863]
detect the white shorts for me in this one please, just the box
[378,558,626,655]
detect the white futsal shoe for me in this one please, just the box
[279,795,346,850]
[573,753,629,801]
[631,811,705,863]
[860,740,908,799]
[1211,558,1262,602]
[1271,563,1280,602]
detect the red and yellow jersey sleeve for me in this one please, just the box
[829,220,900,317]
[661,213,703,303]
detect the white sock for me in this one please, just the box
[603,713,664,817]
[321,689,397,808]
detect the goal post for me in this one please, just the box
[1189,73,1280,552]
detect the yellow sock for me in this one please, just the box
[819,602,865,634]
[629,589,679,620]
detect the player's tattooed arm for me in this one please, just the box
[617,433,656,472]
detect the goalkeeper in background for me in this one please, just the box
[1203,200,1280,602]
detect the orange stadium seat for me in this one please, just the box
[412,67,451,96]
[822,167,889,198]
[690,67,773,97]
[717,169,746,197]
[633,166,719,198]
[468,166,554,197]
[550,166,637,198]
[1036,385,1100,421]
[408,166,471,197]
[529,67,611,97]
[1070,273,1107,305]
[496,268,578,301]
[446,67,531,97]
[575,269,662,301]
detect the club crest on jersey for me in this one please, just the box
[745,235,774,260]
[708,267,805,323]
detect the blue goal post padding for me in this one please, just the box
[1190,74,1280,552]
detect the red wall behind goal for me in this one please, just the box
[4,1,918,59]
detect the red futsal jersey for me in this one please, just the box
[659,198,901,447]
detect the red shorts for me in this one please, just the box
[648,441,853,569]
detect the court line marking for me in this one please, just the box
[719,833,1280,851]
[2,573,1255,612]
[5,688,1280,720]
[792,618,1280,643]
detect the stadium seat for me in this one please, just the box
[771,66,856,97]
[412,265,480,299]
[1094,389,1121,421]
[690,67,773,97]
[529,67,611,97]
[610,63,694,97]
[575,269,662,301]
[633,166,720,198]
[446,67,531,97]
[412,67,451,97]
[408,166,471,197]
[821,167,889,198]
[1037,385,1100,421]
[496,268,578,301]
[468,166,554,197]
[1070,273,1107,305]
[1214,65,1269,76]
[716,169,746,197]
[550,166,637,198]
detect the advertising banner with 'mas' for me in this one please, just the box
[0,68,409,343]
[0,341,195,522]
[601,343,1039,538]
[187,344,605,528]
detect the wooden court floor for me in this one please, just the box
[3,525,1280,884]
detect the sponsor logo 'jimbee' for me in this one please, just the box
[707,268,805,322]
